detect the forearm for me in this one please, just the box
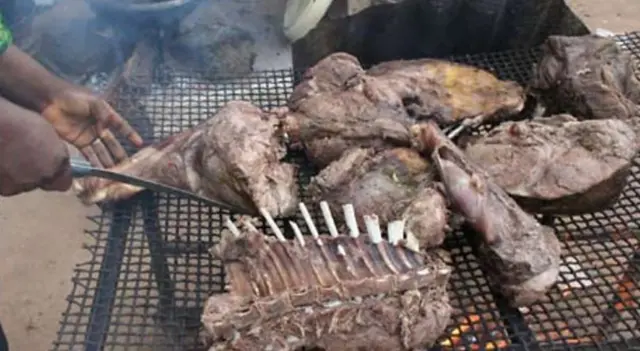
[0,45,74,113]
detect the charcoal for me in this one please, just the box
[308,147,448,249]
[530,35,640,120]
[461,115,639,215]
[282,52,525,168]
[202,202,452,350]
[73,101,299,218]
[411,122,562,306]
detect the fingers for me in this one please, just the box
[40,158,73,192]
[91,100,144,147]
[91,138,116,168]
[0,175,33,196]
[100,130,128,163]
[80,141,115,169]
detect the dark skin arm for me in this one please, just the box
[0,45,69,112]
[0,95,72,196]
[0,45,143,168]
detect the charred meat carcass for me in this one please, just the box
[461,114,639,215]
[529,35,640,120]
[411,122,562,306]
[74,101,299,218]
[282,52,526,168]
[308,147,448,249]
[202,202,452,351]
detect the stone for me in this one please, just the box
[163,0,257,79]
[13,0,135,83]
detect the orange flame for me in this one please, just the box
[440,314,508,350]
[614,273,638,311]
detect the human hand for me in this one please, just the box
[41,87,143,168]
[0,98,72,196]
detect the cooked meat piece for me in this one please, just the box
[74,101,299,218]
[461,114,638,215]
[411,122,562,306]
[530,35,640,120]
[308,147,448,249]
[367,59,526,126]
[202,205,452,350]
[282,52,526,168]
[283,53,414,169]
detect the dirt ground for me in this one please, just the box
[0,1,639,350]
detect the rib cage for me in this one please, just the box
[211,200,450,301]
[203,201,452,342]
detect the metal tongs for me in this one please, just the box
[70,157,243,211]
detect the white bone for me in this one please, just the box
[299,202,320,241]
[289,221,306,247]
[260,208,286,242]
[337,244,347,256]
[405,230,420,252]
[364,215,382,244]
[320,201,339,237]
[343,204,360,238]
[223,216,241,237]
[242,217,260,233]
[387,220,405,245]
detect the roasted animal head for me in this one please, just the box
[411,122,562,306]
[202,201,452,350]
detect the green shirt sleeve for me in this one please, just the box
[0,13,13,55]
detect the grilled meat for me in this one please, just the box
[530,35,640,120]
[366,59,526,126]
[282,52,526,168]
[411,122,562,306]
[74,101,299,218]
[461,114,638,215]
[308,147,448,249]
[202,202,452,351]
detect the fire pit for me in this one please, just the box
[51,32,640,350]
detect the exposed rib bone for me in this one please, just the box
[387,220,405,245]
[320,201,339,237]
[337,244,347,256]
[260,208,286,242]
[299,202,321,244]
[343,204,360,238]
[405,230,420,252]
[289,221,306,247]
[364,215,383,244]
[224,216,241,237]
[241,217,260,233]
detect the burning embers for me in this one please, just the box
[434,243,511,351]
[518,229,640,346]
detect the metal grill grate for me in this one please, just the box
[52,33,640,351]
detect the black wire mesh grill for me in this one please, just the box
[52,33,640,351]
